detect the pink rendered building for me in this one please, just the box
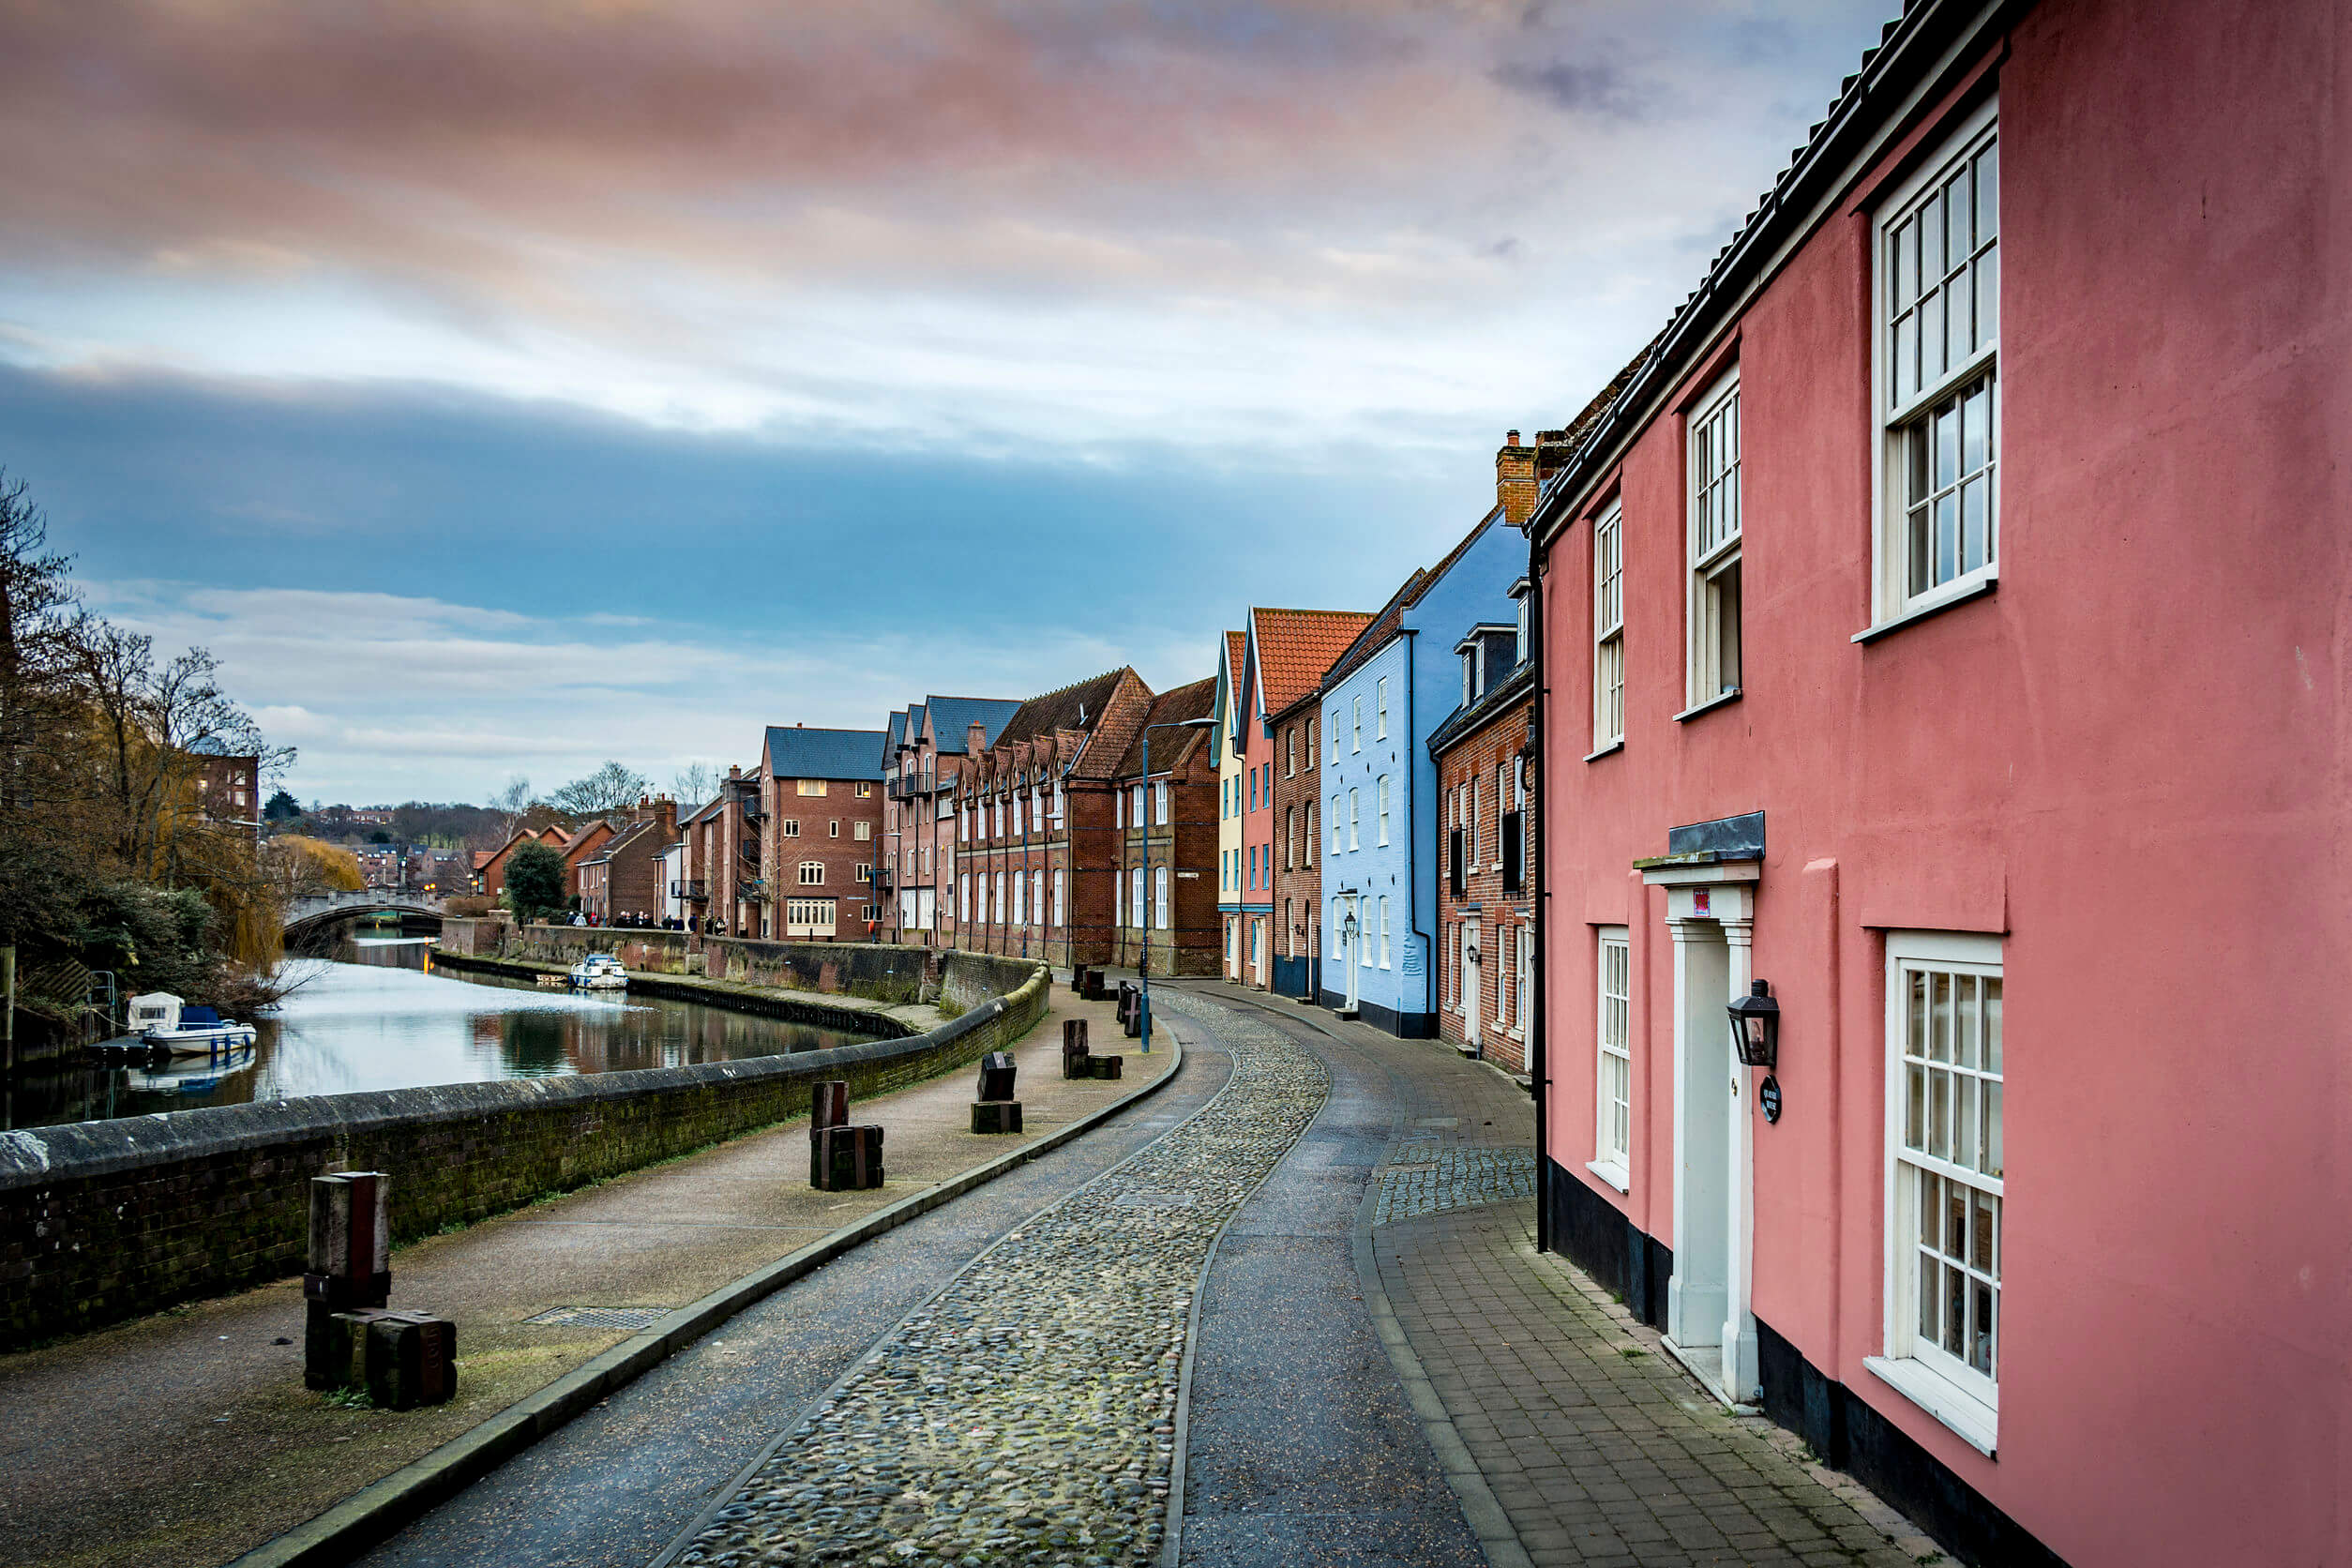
[1527,2,2349,1565]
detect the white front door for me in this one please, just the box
[1343,897,1362,1010]
[1464,915,1483,1052]
[1662,881,1758,1406]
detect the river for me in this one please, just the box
[5,936,887,1132]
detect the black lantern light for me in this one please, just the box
[1727,979,1779,1069]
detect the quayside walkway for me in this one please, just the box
[369,980,1944,1568]
[0,985,1166,1568]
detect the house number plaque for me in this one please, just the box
[1758,1076,1782,1124]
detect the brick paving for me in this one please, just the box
[1374,1200,1942,1568]
[1176,981,1947,1568]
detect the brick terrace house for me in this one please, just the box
[579,798,681,926]
[1529,1,2350,1561]
[953,668,1153,971]
[1212,631,1246,981]
[881,696,1022,947]
[475,822,570,898]
[188,741,260,840]
[1232,608,1373,990]
[755,726,886,941]
[557,818,617,902]
[688,768,760,936]
[1428,593,1534,1074]
[1266,613,1373,998]
[1108,678,1219,976]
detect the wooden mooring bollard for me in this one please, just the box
[971,1049,1021,1134]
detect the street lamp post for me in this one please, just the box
[1135,715,1214,1054]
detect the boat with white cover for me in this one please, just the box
[126,992,261,1055]
[566,954,629,991]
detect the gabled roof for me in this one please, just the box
[1113,678,1217,778]
[997,669,1131,748]
[924,696,1025,754]
[1319,571,1423,692]
[762,726,888,781]
[1224,631,1246,697]
[1248,607,1377,721]
[885,710,910,753]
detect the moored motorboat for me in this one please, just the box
[126,992,261,1055]
[565,955,628,991]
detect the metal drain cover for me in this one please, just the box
[523,1305,674,1330]
[1112,1190,1198,1208]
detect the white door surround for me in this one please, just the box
[1464,915,1484,1053]
[1644,860,1761,1408]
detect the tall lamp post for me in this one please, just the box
[1137,715,1214,1053]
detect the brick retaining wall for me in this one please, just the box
[0,957,1048,1350]
[443,919,943,1004]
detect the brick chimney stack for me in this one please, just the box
[967,721,987,756]
[1497,429,1538,527]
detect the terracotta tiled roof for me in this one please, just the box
[1251,607,1376,718]
[1223,630,1246,696]
[1114,678,1217,777]
[1316,573,1423,693]
[470,850,493,870]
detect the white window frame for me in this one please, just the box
[780,819,800,838]
[1686,366,1742,708]
[1130,867,1144,929]
[1153,780,1168,824]
[1351,696,1363,752]
[1114,869,1124,927]
[1153,866,1168,929]
[855,863,872,883]
[1871,98,2001,627]
[1592,927,1631,1186]
[1378,896,1392,969]
[1052,868,1064,928]
[1348,789,1360,851]
[1376,776,1391,846]
[797,778,826,797]
[1867,928,2004,1456]
[958,874,970,921]
[1376,676,1388,739]
[798,861,824,886]
[1593,501,1625,748]
[1329,715,1340,765]
[1012,871,1024,925]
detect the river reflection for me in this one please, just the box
[5,936,884,1130]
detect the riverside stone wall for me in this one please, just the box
[443,920,953,1004]
[0,959,1048,1350]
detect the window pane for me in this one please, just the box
[1944,1261,1967,1355]
[1936,493,1959,585]
[1920,1170,1940,1244]
[1919,1252,1940,1341]
[1946,165,1973,271]
[1971,1278,1996,1374]
[1983,978,2002,1072]
[1947,274,1972,370]
[1931,1063,1951,1159]
[1983,1081,2004,1177]
[1975,248,1999,349]
[1930,972,1952,1062]
[1894,314,1915,406]
[1956,1072,1977,1172]
[1907,1062,1925,1149]
[1935,402,1959,489]
[1907,505,1930,596]
[1972,1189,1997,1273]
[1921,189,1944,279]
[1908,970,1928,1056]
[1975,142,1998,243]
[1894,220,1917,310]
[1922,288,1946,381]
[1961,477,1988,574]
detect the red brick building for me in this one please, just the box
[1429,597,1534,1073]
[476,822,570,898]
[753,726,887,940]
[1108,678,1220,976]
[953,668,1155,970]
[578,799,682,926]
[880,696,1023,947]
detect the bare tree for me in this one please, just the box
[671,761,718,807]
[548,761,651,817]
[490,776,535,839]
[0,471,79,820]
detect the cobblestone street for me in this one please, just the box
[661,996,1330,1568]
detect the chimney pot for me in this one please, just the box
[1508,429,1520,445]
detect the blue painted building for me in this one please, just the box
[1317,507,1527,1035]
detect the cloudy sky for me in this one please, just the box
[0,0,1889,806]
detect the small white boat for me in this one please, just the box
[127,992,261,1055]
[565,955,629,991]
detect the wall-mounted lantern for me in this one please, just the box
[1727,979,1779,1069]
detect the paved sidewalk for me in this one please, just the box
[0,982,1162,1568]
[1180,980,1941,1568]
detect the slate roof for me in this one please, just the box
[1114,678,1217,777]
[762,726,888,781]
[885,710,909,754]
[1251,608,1377,719]
[924,696,1025,754]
